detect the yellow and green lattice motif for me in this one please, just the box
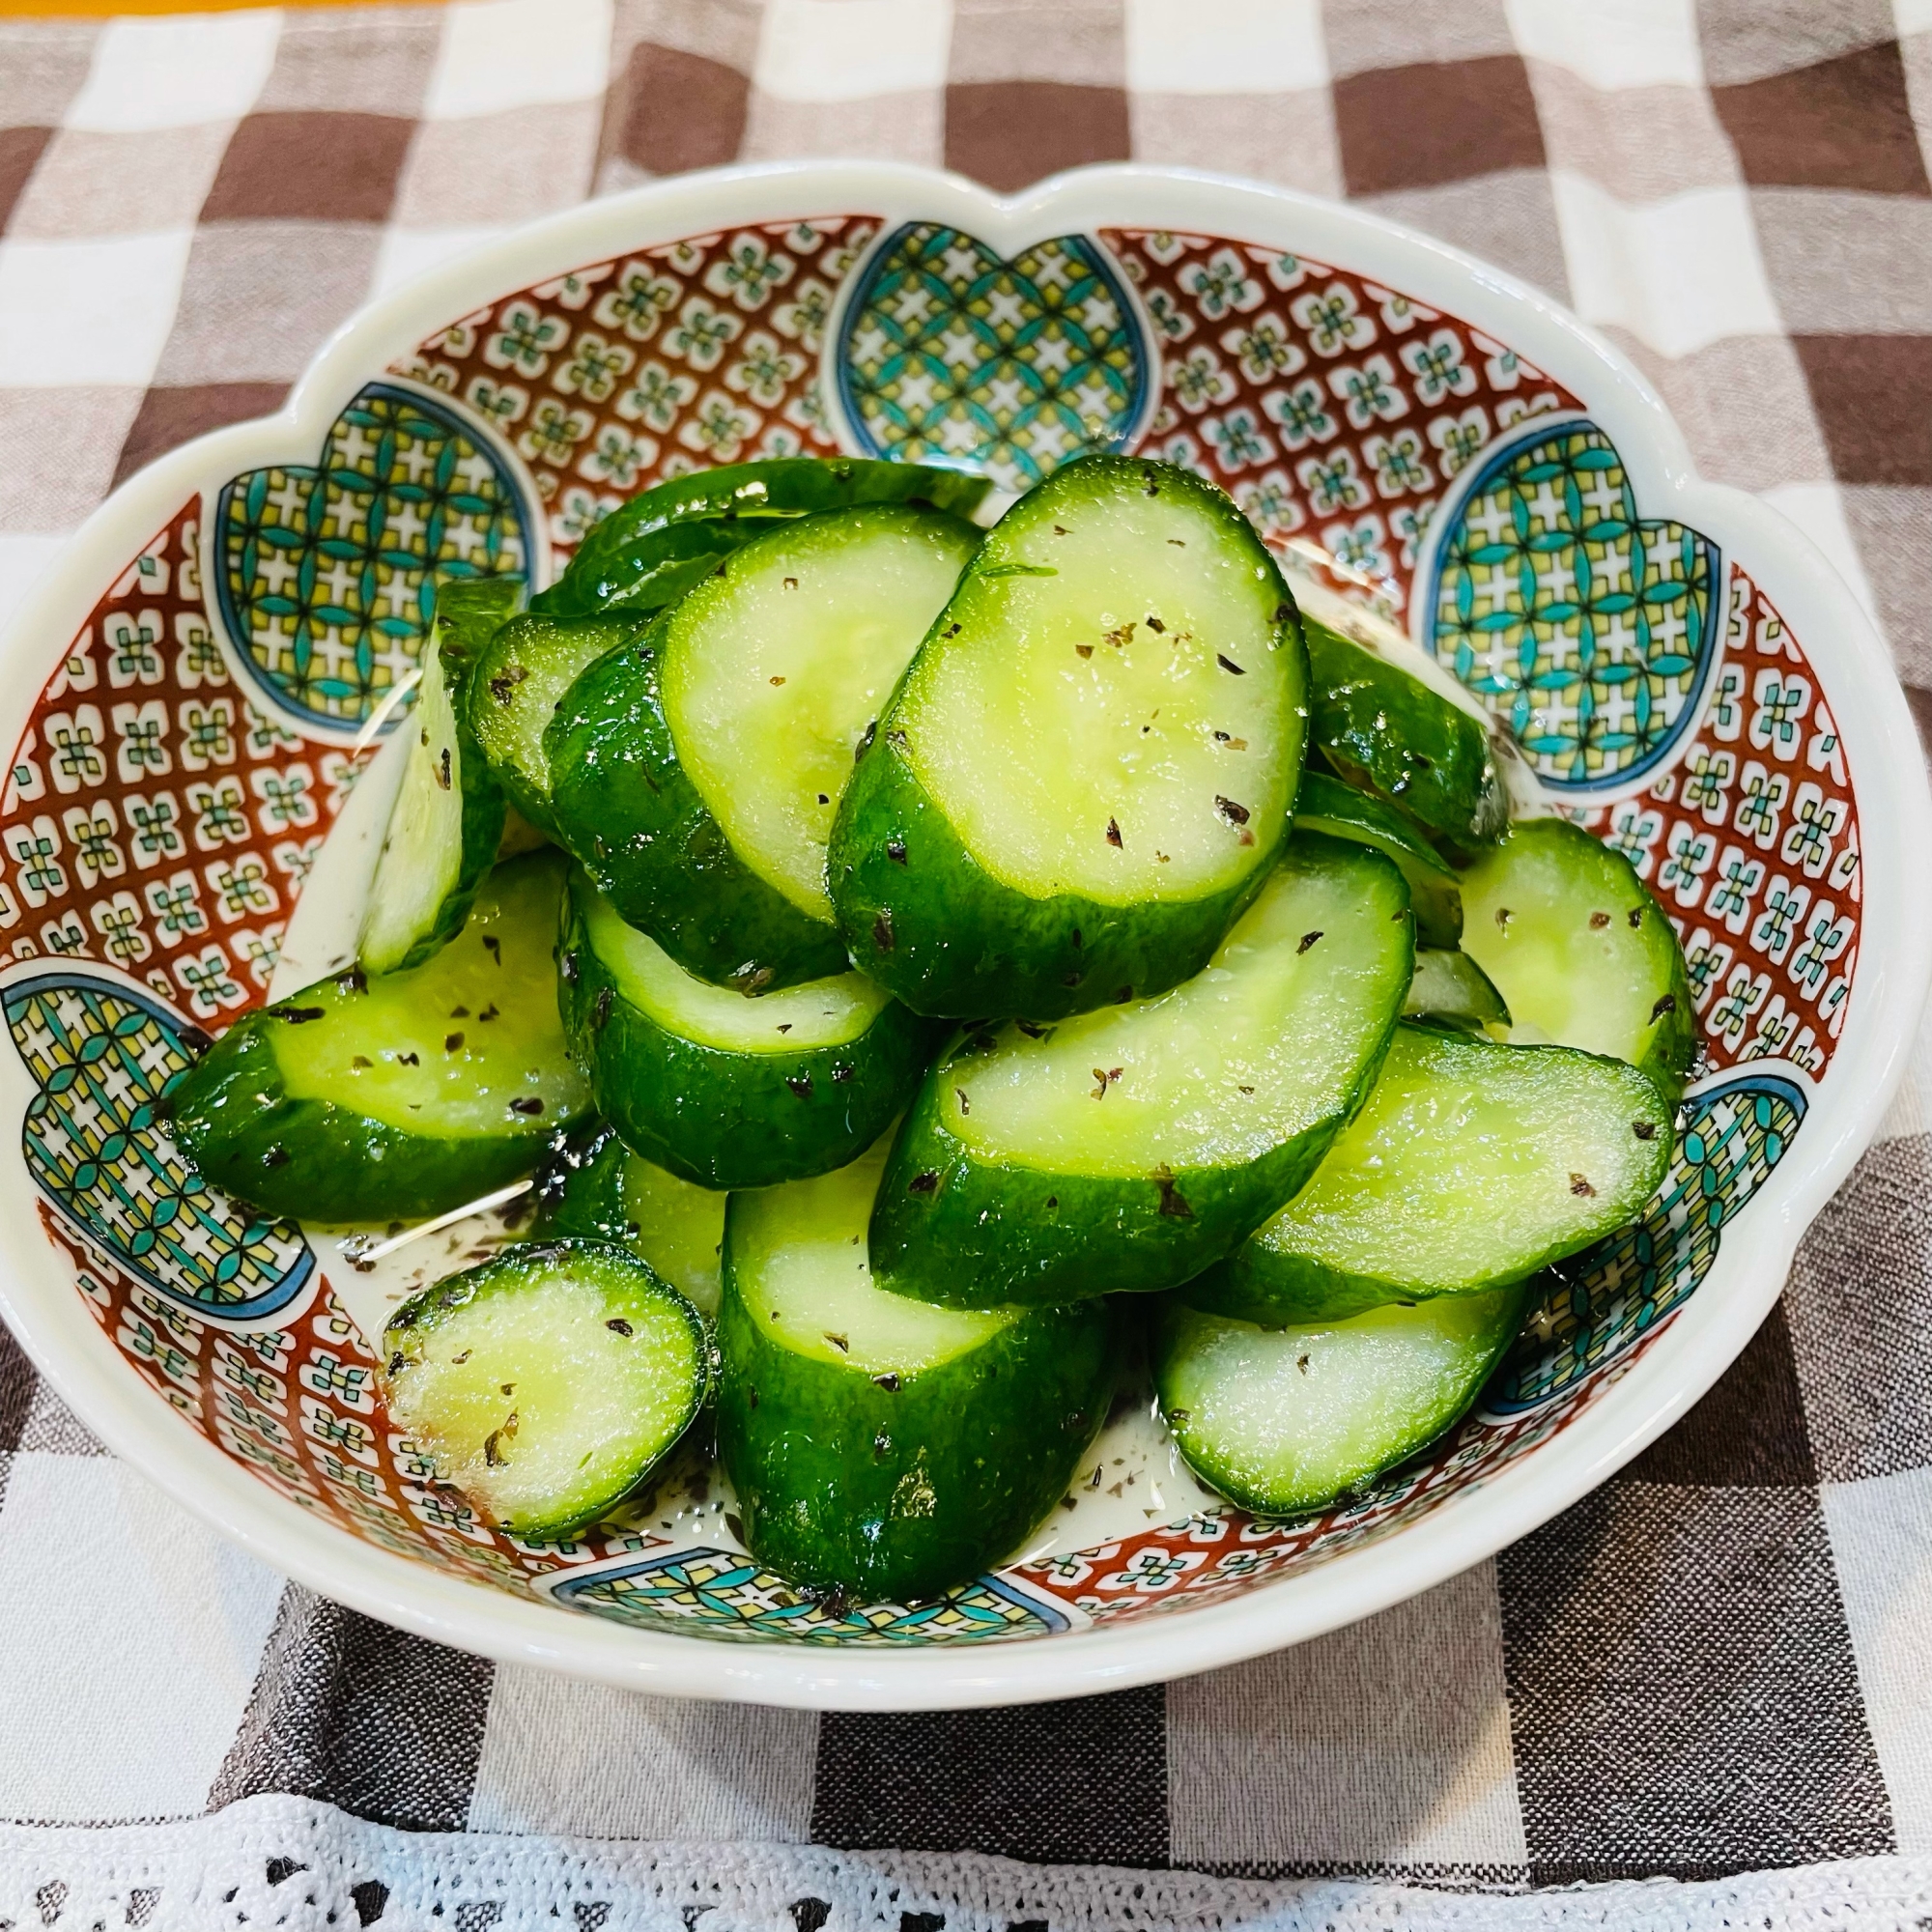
[838,224,1148,492]
[554,1546,1067,1645]
[216,383,530,731]
[1491,1073,1804,1411]
[1433,423,1719,793]
[7,973,313,1321]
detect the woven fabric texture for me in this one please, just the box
[1,1,1931,1924]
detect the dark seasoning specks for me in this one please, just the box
[328,1189,1224,1562]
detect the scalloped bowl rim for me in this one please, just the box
[0,160,1926,1710]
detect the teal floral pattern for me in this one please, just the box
[1489,1073,1804,1412]
[838,224,1149,491]
[1431,422,1719,794]
[7,969,313,1321]
[215,384,531,733]
[551,1546,1069,1645]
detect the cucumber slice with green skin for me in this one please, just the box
[170,852,593,1223]
[534,1126,726,1319]
[547,505,980,992]
[1306,617,1507,864]
[1456,818,1697,1102]
[832,456,1308,1022]
[559,869,939,1191]
[1188,1022,1672,1325]
[1404,948,1511,1035]
[357,592,514,976]
[381,1238,705,1538]
[1293,770,1462,950]
[434,573,525,661]
[468,611,640,840]
[716,1135,1115,1602]
[870,836,1412,1309]
[1155,1286,1525,1516]
[544,615,846,993]
[532,457,993,622]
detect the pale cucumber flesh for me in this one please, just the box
[1457,818,1693,1084]
[281,852,590,1139]
[1244,1024,1671,1297]
[471,615,632,828]
[382,1240,704,1537]
[900,461,1300,905]
[1158,1290,1521,1515]
[661,506,979,918]
[729,1139,1016,1376]
[579,875,892,1053]
[949,836,1410,1177]
[358,636,464,975]
[1404,949,1511,1033]
[621,1153,726,1321]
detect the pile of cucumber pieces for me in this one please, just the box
[167,453,1695,1605]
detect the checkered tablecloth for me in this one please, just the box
[2,2,1931,1925]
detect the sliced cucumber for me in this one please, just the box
[547,505,980,992]
[467,611,639,840]
[1156,1287,1525,1516]
[1306,616,1506,864]
[832,455,1307,1021]
[870,836,1411,1309]
[1405,948,1511,1036]
[381,1238,705,1538]
[534,1126,725,1320]
[170,852,593,1223]
[717,1135,1115,1602]
[660,505,980,923]
[432,572,525,676]
[560,868,937,1191]
[496,808,553,859]
[533,457,993,622]
[1294,770,1462,949]
[1457,818,1696,1101]
[357,581,519,975]
[1189,1022,1672,1325]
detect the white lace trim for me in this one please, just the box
[1,1797,1930,1932]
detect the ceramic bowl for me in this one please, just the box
[1,161,1925,1711]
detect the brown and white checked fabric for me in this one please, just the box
[1,1,1931,1921]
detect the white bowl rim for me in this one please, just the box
[0,158,1926,1711]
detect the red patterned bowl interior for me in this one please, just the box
[0,213,1858,1650]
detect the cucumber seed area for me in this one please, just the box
[900,469,1299,904]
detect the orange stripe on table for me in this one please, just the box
[0,0,447,14]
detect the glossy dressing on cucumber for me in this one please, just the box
[868,835,1412,1307]
[1157,1288,1524,1516]
[948,839,1409,1177]
[902,472,1298,905]
[1202,1023,1673,1318]
[580,878,891,1052]
[281,854,587,1138]
[661,505,979,919]
[1457,817,1696,1099]
[382,1239,705,1537]
[717,1137,1115,1599]
[536,1129,727,1320]
[731,1145,1016,1375]
[169,851,591,1222]
[1293,769,1463,950]
[561,868,934,1190]
[357,581,517,975]
[469,611,638,836]
[831,457,1308,1020]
